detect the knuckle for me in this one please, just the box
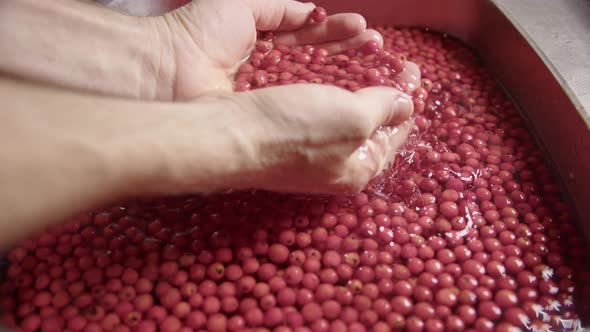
[332,181,363,195]
[335,161,372,194]
[348,182,365,194]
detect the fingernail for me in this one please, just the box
[395,94,414,119]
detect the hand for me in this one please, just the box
[154,84,414,194]
[0,77,413,242]
[235,85,414,194]
[150,0,384,100]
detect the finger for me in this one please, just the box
[354,87,414,131]
[336,120,412,193]
[274,13,366,46]
[311,29,383,55]
[370,121,413,172]
[244,0,315,32]
[357,120,412,180]
[398,61,422,93]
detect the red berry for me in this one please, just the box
[310,7,328,23]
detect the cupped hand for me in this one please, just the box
[234,85,414,194]
[152,0,383,100]
[155,84,414,195]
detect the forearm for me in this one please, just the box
[0,78,247,246]
[0,0,174,100]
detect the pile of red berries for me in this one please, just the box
[1,13,589,332]
[234,34,415,105]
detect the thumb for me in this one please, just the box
[354,87,414,131]
[244,0,316,31]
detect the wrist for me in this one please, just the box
[127,94,261,194]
